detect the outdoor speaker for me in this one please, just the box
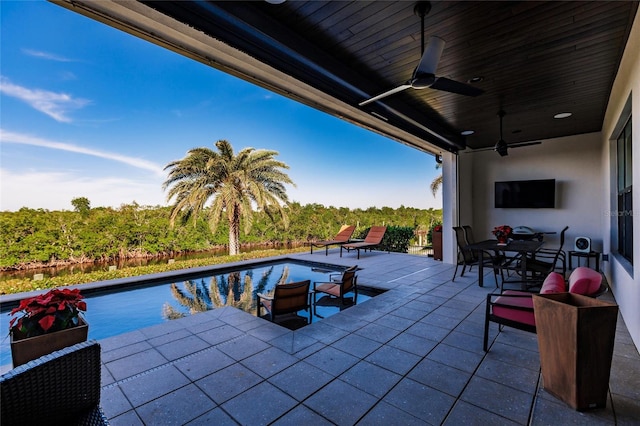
[574,237,591,253]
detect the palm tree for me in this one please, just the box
[430,162,442,197]
[163,140,294,255]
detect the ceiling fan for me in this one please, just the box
[474,110,542,156]
[359,1,483,107]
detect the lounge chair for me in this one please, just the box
[340,226,387,259]
[310,225,355,255]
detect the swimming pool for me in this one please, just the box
[0,259,377,368]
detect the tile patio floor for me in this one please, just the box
[96,250,639,425]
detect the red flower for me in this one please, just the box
[8,288,86,338]
[492,225,513,239]
[38,315,56,332]
[433,225,442,232]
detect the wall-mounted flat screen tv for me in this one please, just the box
[495,179,556,208]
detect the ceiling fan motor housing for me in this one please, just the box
[412,73,436,88]
[495,139,509,156]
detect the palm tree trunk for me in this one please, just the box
[228,205,241,255]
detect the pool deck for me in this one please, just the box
[93,250,639,425]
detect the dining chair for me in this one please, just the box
[256,280,312,324]
[519,226,569,286]
[452,226,502,287]
[528,225,569,277]
[463,225,509,279]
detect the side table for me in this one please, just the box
[568,250,601,272]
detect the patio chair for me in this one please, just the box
[256,280,312,324]
[0,340,109,425]
[310,225,355,255]
[483,266,606,351]
[463,225,508,277]
[524,225,569,276]
[513,226,569,288]
[313,266,358,317]
[452,226,502,287]
[340,226,387,259]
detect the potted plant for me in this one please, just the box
[492,225,512,245]
[8,288,88,367]
[431,224,443,260]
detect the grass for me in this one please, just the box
[0,247,309,296]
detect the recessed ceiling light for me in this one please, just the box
[467,76,484,83]
[461,130,474,136]
[554,112,572,119]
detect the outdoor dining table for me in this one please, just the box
[465,239,545,288]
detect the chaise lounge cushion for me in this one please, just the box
[568,266,602,295]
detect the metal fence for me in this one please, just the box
[407,245,434,257]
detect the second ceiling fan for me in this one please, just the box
[474,110,542,156]
[359,1,483,107]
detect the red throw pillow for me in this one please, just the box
[540,272,566,294]
[569,267,602,295]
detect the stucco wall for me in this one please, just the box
[465,132,603,251]
[601,7,640,351]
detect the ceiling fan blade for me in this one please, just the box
[359,83,412,106]
[415,36,445,75]
[469,140,542,153]
[509,141,542,148]
[430,77,484,97]
[470,146,498,152]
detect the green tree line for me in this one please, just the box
[0,202,442,270]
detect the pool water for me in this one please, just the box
[0,259,374,368]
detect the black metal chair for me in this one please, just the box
[498,226,569,291]
[527,225,569,277]
[452,226,502,286]
[0,340,109,425]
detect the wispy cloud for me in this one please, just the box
[22,48,76,62]
[59,71,78,81]
[0,129,165,176]
[0,76,90,122]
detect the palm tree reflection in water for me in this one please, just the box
[162,266,290,319]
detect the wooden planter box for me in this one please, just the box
[432,230,443,261]
[10,317,89,367]
[532,293,618,411]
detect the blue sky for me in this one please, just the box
[0,1,441,212]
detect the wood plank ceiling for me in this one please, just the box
[55,1,638,155]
